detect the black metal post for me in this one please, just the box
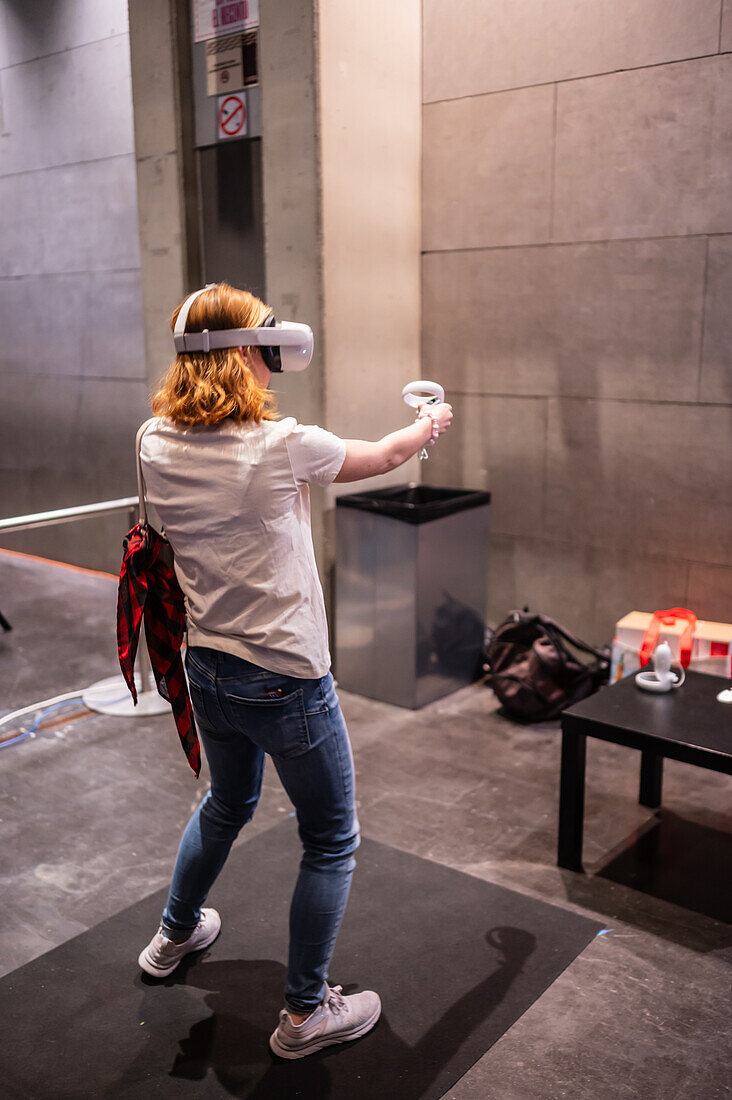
[558,725,587,872]
[639,750,664,808]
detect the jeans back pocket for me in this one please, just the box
[188,677,214,728]
[225,688,310,760]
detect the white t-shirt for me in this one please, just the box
[139,416,346,679]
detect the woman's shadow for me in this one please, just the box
[131,925,536,1099]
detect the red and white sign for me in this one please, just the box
[194,0,258,42]
[218,92,247,139]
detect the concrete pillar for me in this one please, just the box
[259,0,422,608]
[128,0,200,392]
[319,0,422,453]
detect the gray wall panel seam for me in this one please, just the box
[540,397,549,532]
[0,152,138,182]
[719,0,725,52]
[0,372,147,382]
[445,392,731,409]
[421,50,727,107]
[697,237,712,403]
[498,543,731,571]
[683,559,693,609]
[420,0,424,101]
[421,233,732,255]
[0,32,131,74]
[0,269,141,280]
[0,269,143,279]
[487,531,727,570]
[135,152,178,164]
[548,84,558,242]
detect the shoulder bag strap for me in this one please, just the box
[135,418,157,527]
[537,614,609,665]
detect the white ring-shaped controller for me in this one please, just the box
[402,380,445,408]
[635,667,685,693]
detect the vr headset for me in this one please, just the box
[173,286,313,372]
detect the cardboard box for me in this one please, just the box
[611,612,732,683]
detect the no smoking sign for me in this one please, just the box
[218,92,247,139]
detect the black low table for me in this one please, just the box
[558,670,732,872]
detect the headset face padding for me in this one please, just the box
[260,313,282,373]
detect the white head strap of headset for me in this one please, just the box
[174,284,215,352]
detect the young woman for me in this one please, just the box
[136,283,453,1059]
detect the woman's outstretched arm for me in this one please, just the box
[333,403,453,483]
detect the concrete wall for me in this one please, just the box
[0,0,150,572]
[422,0,732,643]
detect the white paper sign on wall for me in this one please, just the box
[218,92,247,140]
[206,35,244,96]
[195,0,259,42]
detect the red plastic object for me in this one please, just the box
[639,608,698,670]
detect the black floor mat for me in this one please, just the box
[0,821,602,1099]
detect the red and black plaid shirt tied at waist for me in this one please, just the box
[117,522,201,777]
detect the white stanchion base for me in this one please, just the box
[82,673,169,717]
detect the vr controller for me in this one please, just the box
[635,642,685,694]
[401,380,445,408]
[173,286,313,372]
[402,380,445,460]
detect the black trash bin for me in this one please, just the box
[335,484,491,708]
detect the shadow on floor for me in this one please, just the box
[554,810,732,957]
[121,927,536,1099]
[594,809,732,926]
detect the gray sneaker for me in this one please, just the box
[269,982,381,1059]
[138,908,221,978]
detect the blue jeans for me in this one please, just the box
[161,646,360,1012]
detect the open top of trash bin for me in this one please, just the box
[335,484,491,525]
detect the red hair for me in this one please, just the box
[151,283,279,426]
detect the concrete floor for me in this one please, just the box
[1,550,730,1099]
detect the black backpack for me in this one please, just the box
[484,610,610,722]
